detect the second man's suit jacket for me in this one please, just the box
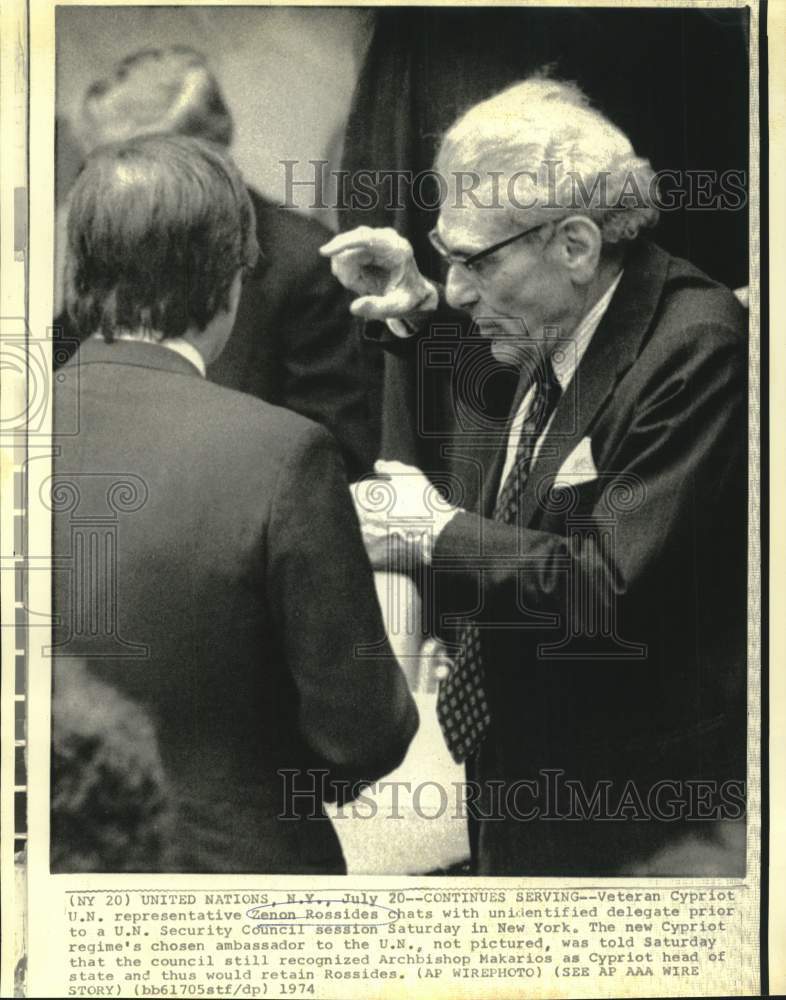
[207,189,378,478]
[376,238,748,875]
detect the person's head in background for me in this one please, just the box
[78,46,233,154]
[51,659,173,872]
[64,133,258,363]
[56,48,237,320]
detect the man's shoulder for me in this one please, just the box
[64,350,331,466]
[614,245,748,399]
[641,243,746,339]
[188,375,333,453]
[248,187,332,256]
[619,241,747,370]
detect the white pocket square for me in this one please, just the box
[553,436,598,488]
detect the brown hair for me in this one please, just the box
[65,133,258,340]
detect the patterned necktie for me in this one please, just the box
[437,358,562,763]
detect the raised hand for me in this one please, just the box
[320,227,438,321]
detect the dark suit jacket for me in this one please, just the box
[378,239,748,875]
[51,338,417,874]
[208,190,379,478]
[55,189,378,479]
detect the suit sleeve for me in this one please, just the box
[266,422,418,796]
[362,291,516,471]
[433,323,747,632]
[361,283,467,357]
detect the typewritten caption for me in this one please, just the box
[60,886,747,998]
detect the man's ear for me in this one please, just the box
[553,216,603,284]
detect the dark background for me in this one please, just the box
[340,8,750,466]
[343,7,749,290]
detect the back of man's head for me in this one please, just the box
[64,133,258,341]
[79,46,233,153]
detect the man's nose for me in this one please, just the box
[445,263,480,310]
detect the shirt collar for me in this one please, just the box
[104,332,207,378]
[550,269,624,390]
[158,337,207,378]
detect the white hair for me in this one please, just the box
[436,76,659,244]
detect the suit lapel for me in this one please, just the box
[515,240,671,527]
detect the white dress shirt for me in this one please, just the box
[158,337,207,377]
[96,331,207,377]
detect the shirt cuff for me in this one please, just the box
[422,506,462,565]
[383,281,440,338]
[385,317,415,338]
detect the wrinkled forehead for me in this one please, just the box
[437,172,527,250]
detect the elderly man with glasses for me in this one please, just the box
[322,76,747,876]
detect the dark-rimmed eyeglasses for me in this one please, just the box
[428,221,551,272]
